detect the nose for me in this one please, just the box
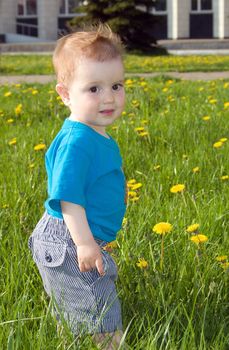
[103,89,114,104]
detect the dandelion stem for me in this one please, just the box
[160,235,164,270]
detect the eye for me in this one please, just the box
[89,86,99,93]
[112,83,123,91]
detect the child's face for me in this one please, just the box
[65,57,125,135]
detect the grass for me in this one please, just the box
[0,76,229,349]
[1,53,229,75]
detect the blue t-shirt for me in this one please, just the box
[44,118,126,242]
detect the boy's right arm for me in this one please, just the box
[60,201,105,276]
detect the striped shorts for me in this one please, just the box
[28,211,122,335]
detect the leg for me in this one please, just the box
[93,330,123,350]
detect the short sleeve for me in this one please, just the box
[47,144,91,212]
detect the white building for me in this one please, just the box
[0,0,228,43]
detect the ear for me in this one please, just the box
[56,83,70,106]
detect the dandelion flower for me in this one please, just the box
[209,99,217,104]
[8,137,17,145]
[130,183,142,190]
[4,91,12,97]
[220,138,227,143]
[186,224,200,233]
[190,234,208,244]
[136,258,148,269]
[216,255,228,262]
[15,103,22,116]
[192,167,200,173]
[34,143,46,151]
[103,241,118,252]
[153,165,161,170]
[202,116,210,121]
[213,141,223,148]
[139,131,149,137]
[153,222,173,235]
[170,184,185,193]
[127,179,136,186]
[224,102,229,109]
[221,175,229,181]
[7,119,14,124]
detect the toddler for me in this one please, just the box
[28,23,127,349]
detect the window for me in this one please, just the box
[191,0,212,12]
[154,0,167,12]
[59,0,79,15]
[17,0,37,16]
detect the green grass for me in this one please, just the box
[0,76,229,349]
[1,53,229,75]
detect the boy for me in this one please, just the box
[28,23,127,349]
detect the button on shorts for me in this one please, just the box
[28,211,122,335]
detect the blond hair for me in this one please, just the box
[53,23,124,86]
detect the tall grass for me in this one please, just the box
[0,76,228,349]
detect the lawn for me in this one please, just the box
[0,76,228,349]
[1,53,229,75]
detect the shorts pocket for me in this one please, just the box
[32,237,67,268]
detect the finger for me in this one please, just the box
[79,261,87,272]
[95,256,105,276]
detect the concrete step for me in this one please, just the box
[158,39,229,50]
[0,42,55,53]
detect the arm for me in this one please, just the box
[61,201,104,275]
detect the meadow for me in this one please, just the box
[0,75,228,349]
[1,54,229,74]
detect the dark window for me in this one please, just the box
[68,0,78,13]
[59,0,66,14]
[17,0,24,15]
[26,0,37,15]
[155,0,166,12]
[201,0,212,10]
[191,0,198,11]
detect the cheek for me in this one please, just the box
[118,90,125,108]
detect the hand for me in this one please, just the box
[77,241,105,276]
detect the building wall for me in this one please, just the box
[0,0,17,34]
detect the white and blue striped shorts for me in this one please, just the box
[28,211,122,335]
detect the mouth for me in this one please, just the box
[99,109,114,115]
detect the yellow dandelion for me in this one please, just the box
[224,82,229,88]
[202,116,210,121]
[153,222,173,235]
[221,262,229,271]
[32,90,38,95]
[170,184,185,193]
[213,141,223,148]
[130,196,140,202]
[122,111,127,116]
[103,241,118,252]
[130,183,142,190]
[162,87,168,92]
[127,179,136,186]
[29,163,35,169]
[4,91,12,97]
[186,224,200,233]
[136,258,148,269]
[209,99,217,104]
[6,119,14,124]
[216,255,228,262]
[220,138,227,143]
[224,102,229,109]
[138,131,149,137]
[190,234,208,244]
[153,165,161,170]
[128,191,138,198]
[122,217,128,226]
[199,87,204,92]
[125,79,133,85]
[221,175,229,181]
[8,137,17,145]
[192,167,200,173]
[34,143,46,151]
[140,81,147,87]
[15,103,22,116]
